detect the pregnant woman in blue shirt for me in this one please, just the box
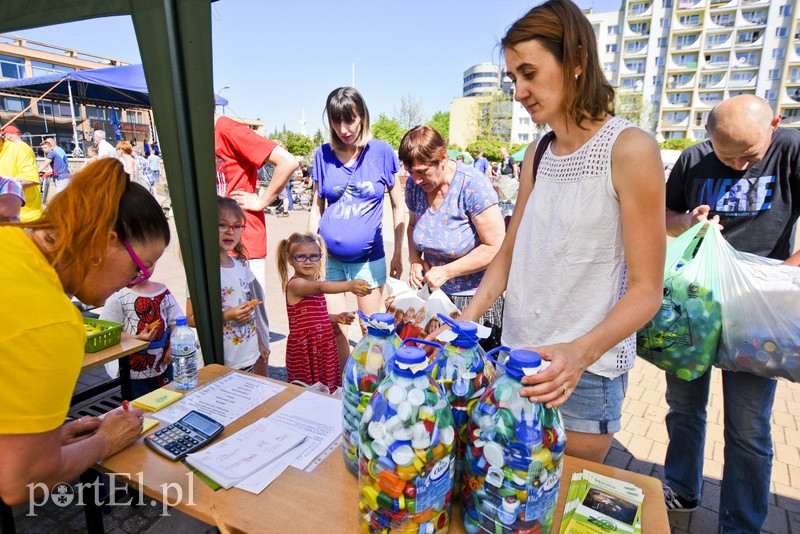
[400,126,505,347]
[309,87,405,336]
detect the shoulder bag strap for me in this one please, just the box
[532,130,555,182]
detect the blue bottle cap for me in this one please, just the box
[367,313,396,336]
[451,321,479,348]
[176,315,188,326]
[505,350,542,380]
[392,346,429,375]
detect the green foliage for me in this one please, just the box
[372,113,404,149]
[268,130,315,159]
[660,138,698,151]
[473,92,514,144]
[614,92,654,133]
[313,128,324,147]
[465,138,529,162]
[427,111,450,139]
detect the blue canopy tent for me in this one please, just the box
[0,64,228,153]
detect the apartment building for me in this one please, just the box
[603,0,800,140]
[0,34,155,154]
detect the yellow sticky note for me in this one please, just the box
[140,417,159,435]
[132,387,184,412]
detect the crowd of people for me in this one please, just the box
[0,1,797,532]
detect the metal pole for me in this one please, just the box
[66,78,84,157]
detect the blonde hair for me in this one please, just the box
[276,232,325,290]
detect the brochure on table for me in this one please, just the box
[560,470,644,534]
[153,372,286,426]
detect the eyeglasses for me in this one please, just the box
[292,253,322,263]
[120,237,152,287]
[219,223,246,232]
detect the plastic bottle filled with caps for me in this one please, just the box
[342,312,403,476]
[463,347,566,534]
[358,338,455,534]
[430,314,497,498]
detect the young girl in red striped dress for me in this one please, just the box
[276,232,370,392]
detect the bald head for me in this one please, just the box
[706,95,780,171]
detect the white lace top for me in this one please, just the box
[502,116,635,378]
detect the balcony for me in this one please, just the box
[677,0,705,10]
[739,10,768,27]
[786,89,800,104]
[710,0,737,10]
[735,33,764,49]
[741,0,769,5]
[699,76,725,88]
[623,43,649,57]
[661,116,690,127]
[709,16,735,27]
[705,35,733,49]
[666,74,696,88]
[728,75,757,87]
[676,17,703,29]
[627,3,653,19]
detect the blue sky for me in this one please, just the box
[11,0,621,136]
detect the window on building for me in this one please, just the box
[735,52,758,66]
[679,14,700,25]
[776,27,788,38]
[737,31,760,44]
[86,106,110,120]
[30,60,75,77]
[711,14,733,26]
[765,90,777,100]
[695,112,709,126]
[768,69,781,79]
[730,71,754,82]
[606,44,618,53]
[653,75,663,85]
[626,40,647,53]
[665,131,685,140]
[625,60,645,73]
[665,112,688,122]
[655,57,666,67]
[784,108,800,118]
[518,133,529,142]
[608,25,620,34]
[665,0,673,6]
[741,10,767,25]
[604,62,617,72]
[0,96,30,112]
[0,54,25,79]
[630,22,650,34]
[630,3,651,15]
[699,92,723,103]
[668,92,691,104]
[658,37,668,47]
[676,34,699,49]
[519,117,530,126]
[700,74,723,87]
[791,68,800,82]
[779,4,792,16]
[773,49,785,59]
[660,18,671,29]
[37,100,79,118]
[621,78,641,88]
[705,53,728,64]
[706,33,729,48]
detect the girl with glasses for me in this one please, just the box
[186,197,270,374]
[276,232,371,393]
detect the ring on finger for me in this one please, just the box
[562,384,569,396]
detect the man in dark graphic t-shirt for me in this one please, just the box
[661,95,800,532]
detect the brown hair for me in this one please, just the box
[501,0,614,129]
[324,87,372,151]
[9,158,169,283]
[217,196,249,262]
[116,140,133,155]
[275,232,325,290]
[398,126,448,167]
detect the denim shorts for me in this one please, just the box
[325,256,387,288]
[559,371,628,434]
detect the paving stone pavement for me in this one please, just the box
[10,200,800,532]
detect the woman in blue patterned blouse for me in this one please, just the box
[400,126,505,348]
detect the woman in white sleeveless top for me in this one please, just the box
[459,0,666,463]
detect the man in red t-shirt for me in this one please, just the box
[214,115,298,292]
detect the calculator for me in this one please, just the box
[145,410,225,461]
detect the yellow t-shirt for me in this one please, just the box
[0,226,84,433]
[0,140,42,221]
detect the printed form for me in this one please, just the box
[153,372,286,426]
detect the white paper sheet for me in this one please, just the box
[185,419,306,489]
[153,372,285,426]
[235,444,307,494]
[265,391,342,470]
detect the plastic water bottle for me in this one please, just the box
[171,316,198,390]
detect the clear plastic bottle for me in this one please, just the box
[342,312,402,476]
[358,339,455,534]
[463,347,566,534]
[171,315,198,390]
[430,314,496,497]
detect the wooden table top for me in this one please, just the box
[98,364,669,534]
[82,334,149,371]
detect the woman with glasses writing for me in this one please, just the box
[0,158,170,505]
[187,197,270,374]
[276,232,371,393]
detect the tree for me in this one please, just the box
[313,128,324,147]
[465,139,528,162]
[475,92,513,144]
[615,92,654,133]
[269,130,315,159]
[660,138,697,151]
[427,111,450,139]
[372,113,404,149]
[393,94,427,130]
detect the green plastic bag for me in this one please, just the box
[637,222,722,380]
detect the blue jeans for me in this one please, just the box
[664,369,776,533]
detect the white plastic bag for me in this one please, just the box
[713,223,800,381]
[383,278,458,339]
